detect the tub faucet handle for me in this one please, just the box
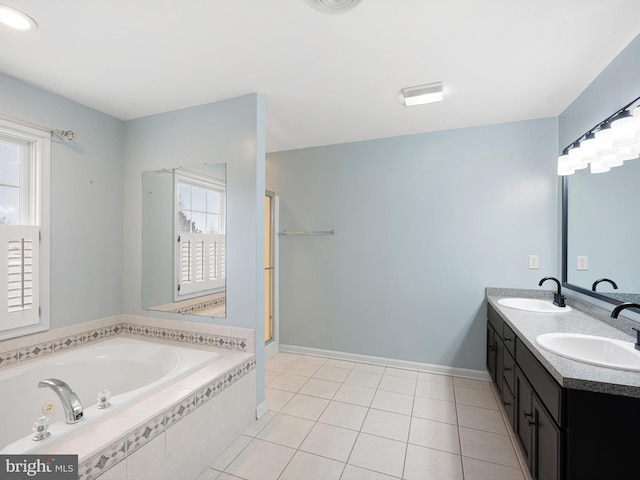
[32,415,51,441]
[97,389,111,409]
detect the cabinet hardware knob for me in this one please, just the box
[504,338,513,342]
[528,420,536,426]
[524,411,532,418]
[503,401,511,406]
[489,346,496,351]
[504,367,511,372]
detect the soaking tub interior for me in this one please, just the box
[0,336,219,454]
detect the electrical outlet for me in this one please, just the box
[528,255,539,269]
[577,256,588,270]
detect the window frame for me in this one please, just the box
[0,118,50,340]
[173,169,226,301]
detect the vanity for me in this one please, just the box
[486,292,640,480]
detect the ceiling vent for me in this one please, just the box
[305,0,364,14]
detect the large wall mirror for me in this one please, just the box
[562,159,640,306]
[142,163,226,318]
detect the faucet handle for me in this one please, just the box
[32,415,51,441]
[97,389,111,409]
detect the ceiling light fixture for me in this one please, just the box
[305,0,364,14]
[0,4,37,30]
[402,82,444,107]
[558,95,640,176]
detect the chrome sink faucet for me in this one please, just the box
[538,276,566,308]
[38,379,84,424]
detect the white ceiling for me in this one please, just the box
[1,0,640,153]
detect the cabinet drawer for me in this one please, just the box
[503,349,515,393]
[503,323,516,357]
[488,304,504,339]
[516,337,563,425]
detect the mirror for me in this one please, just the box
[142,163,226,318]
[562,159,640,306]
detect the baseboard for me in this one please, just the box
[279,344,490,381]
[256,400,269,419]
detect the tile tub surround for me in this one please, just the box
[49,352,256,480]
[0,313,255,370]
[197,352,530,480]
[486,289,640,397]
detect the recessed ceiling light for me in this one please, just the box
[305,0,364,14]
[402,82,444,107]
[0,4,38,31]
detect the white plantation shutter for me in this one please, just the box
[0,225,40,329]
[178,232,225,296]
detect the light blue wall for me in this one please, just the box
[0,73,124,328]
[559,33,640,148]
[123,94,266,404]
[267,118,558,370]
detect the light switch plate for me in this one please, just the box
[528,255,539,269]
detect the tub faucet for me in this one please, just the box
[38,379,84,424]
[538,276,566,307]
[592,278,618,291]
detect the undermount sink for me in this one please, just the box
[498,298,571,313]
[536,333,640,372]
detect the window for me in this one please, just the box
[0,119,50,339]
[175,171,226,299]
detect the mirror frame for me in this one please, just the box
[561,175,640,312]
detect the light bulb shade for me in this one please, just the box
[0,4,37,30]
[402,82,444,106]
[617,143,640,162]
[590,159,610,174]
[579,135,598,162]
[557,154,575,176]
[595,127,617,156]
[611,111,638,147]
[602,153,623,168]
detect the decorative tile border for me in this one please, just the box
[171,297,226,315]
[0,319,251,371]
[77,356,256,480]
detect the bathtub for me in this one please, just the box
[0,336,219,454]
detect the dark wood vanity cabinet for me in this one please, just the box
[487,303,640,480]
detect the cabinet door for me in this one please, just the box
[515,366,533,465]
[531,393,561,480]
[501,384,515,429]
[495,335,504,394]
[486,324,496,382]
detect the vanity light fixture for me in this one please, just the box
[402,82,444,107]
[0,3,37,30]
[557,95,640,176]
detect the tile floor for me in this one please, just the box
[197,352,533,480]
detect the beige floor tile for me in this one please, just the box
[197,467,221,480]
[403,444,463,480]
[415,380,455,401]
[243,411,276,437]
[298,378,341,399]
[319,401,369,431]
[353,363,386,374]
[274,352,303,361]
[267,373,309,393]
[297,355,328,365]
[453,377,493,391]
[412,396,457,424]
[370,390,414,415]
[280,451,345,480]
[216,473,243,480]
[348,433,406,478]
[361,409,410,442]
[459,426,520,468]
[210,435,252,471]
[314,365,351,382]
[344,370,383,388]
[255,413,315,448]
[266,357,293,372]
[224,439,295,480]
[384,367,418,379]
[326,359,356,369]
[457,403,508,435]
[378,375,417,395]
[280,394,330,421]
[462,456,526,480]
[285,361,322,377]
[341,464,399,480]
[300,423,359,462]
[417,372,454,385]
[455,386,499,410]
[334,383,377,407]
[265,388,294,412]
[265,370,280,385]
[408,417,460,454]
